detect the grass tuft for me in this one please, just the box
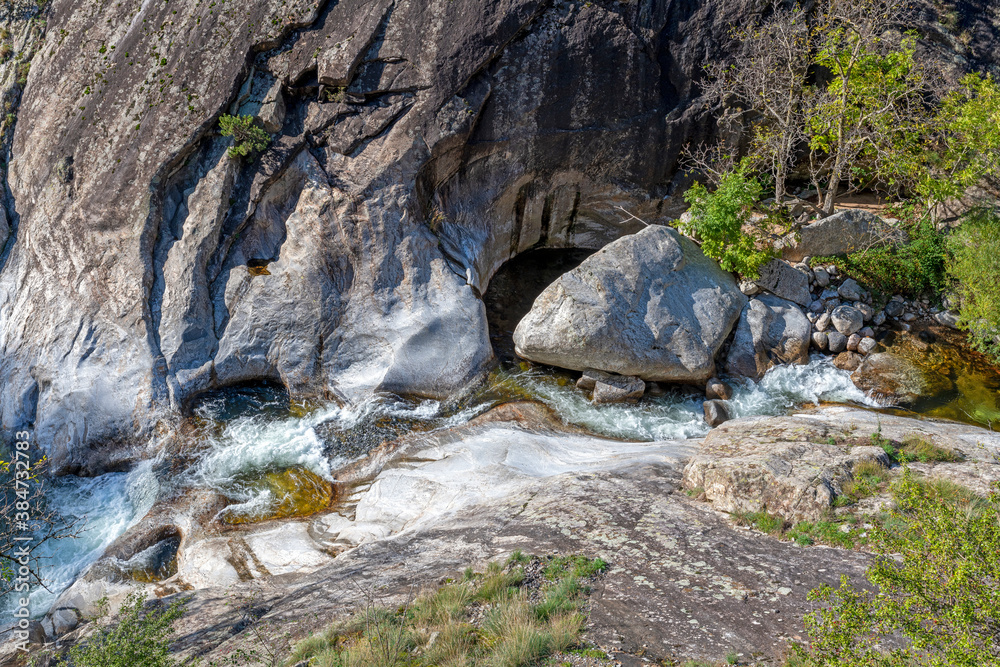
[897,435,961,463]
[290,554,606,667]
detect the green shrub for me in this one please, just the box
[947,208,1000,362]
[814,217,947,297]
[801,473,1000,666]
[680,166,774,278]
[219,113,270,160]
[68,592,187,667]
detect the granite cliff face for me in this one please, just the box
[0,0,759,473]
[1,0,997,473]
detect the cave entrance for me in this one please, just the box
[483,248,595,364]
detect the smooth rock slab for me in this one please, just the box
[754,259,811,306]
[781,209,904,262]
[726,295,811,381]
[514,226,746,382]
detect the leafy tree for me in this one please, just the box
[918,73,1000,211]
[68,592,188,667]
[219,114,270,160]
[680,165,774,278]
[699,0,935,216]
[803,473,1000,666]
[947,209,1000,362]
[701,0,812,203]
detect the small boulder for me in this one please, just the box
[576,369,611,391]
[833,351,863,371]
[934,311,961,329]
[706,378,733,401]
[739,280,762,296]
[815,312,832,332]
[873,311,887,326]
[827,331,848,353]
[726,295,812,381]
[812,331,829,351]
[852,353,954,406]
[813,267,830,287]
[831,305,864,336]
[592,374,646,404]
[902,312,918,323]
[847,333,861,352]
[884,300,905,318]
[855,303,875,322]
[838,278,864,302]
[858,337,878,355]
[859,327,875,339]
[703,400,731,427]
[754,259,811,307]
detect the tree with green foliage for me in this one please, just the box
[947,209,1000,362]
[802,473,1000,666]
[679,164,775,278]
[219,114,270,160]
[700,0,932,216]
[918,73,1000,213]
[68,592,188,667]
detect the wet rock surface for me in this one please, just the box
[49,404,881,666]
[726,295,811,382]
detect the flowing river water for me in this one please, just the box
[7,354,879,618]
[6,247,1000,620]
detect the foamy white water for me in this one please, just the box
[8,355,875,617]
[512,354,876,441]
[4,461,157,617]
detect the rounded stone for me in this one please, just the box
[858,337,877,355]
[812,331,829,351]
[813,267,830,287]
[831,305,864,336]
[884,300,905,318]
[827,331,848,353]
[706,377,733,401]
[703,400,731,428]
[847,333,861,352]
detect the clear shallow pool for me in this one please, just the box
[5,355,876,617]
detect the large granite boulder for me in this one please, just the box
[726,295,811,381]
[683,407,1000,523]
[513,225,747,382]
[781,209,905,262]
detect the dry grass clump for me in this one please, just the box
[289,552,606,667]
